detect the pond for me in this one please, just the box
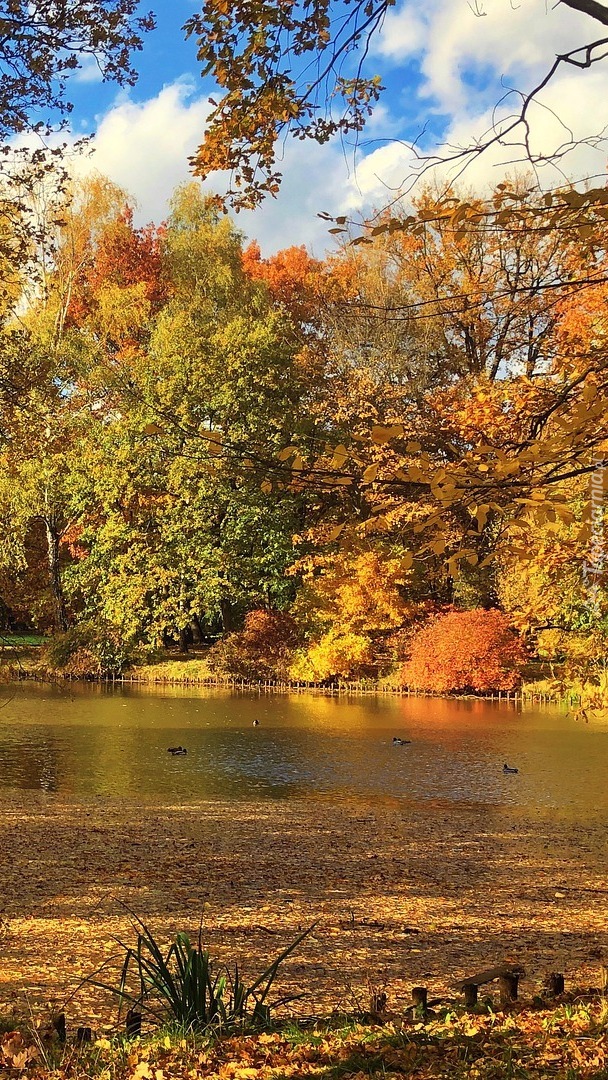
[0,681,606,813]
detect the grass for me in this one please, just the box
[90,910,316,1032]
[4,998,608,1079]
[128,656,217,682]
[0,632,46,647]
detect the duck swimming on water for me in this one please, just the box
[393,737,411,746]
[503,763,518,773]
[167,746,187,755]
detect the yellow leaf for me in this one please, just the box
[277,445,298,462]
[261,480,272,494]
[132,1063,152,1080]
[328,524,345,541]
[371,423,404,443]
[143,423,163,435]
[206,431,223,455]
[331,443,349,468]
[362,463,379,483]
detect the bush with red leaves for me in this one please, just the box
[402,608,526,693]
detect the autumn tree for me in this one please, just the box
[60,183,316,649]
[0,0,155,334]
[0,176,166,634]
[263,182,608,597]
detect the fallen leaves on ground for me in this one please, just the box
[7,1003,608,1080]
[0,792,607,1030]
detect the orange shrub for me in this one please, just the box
[401,608,526,693]
[209,609,300,681]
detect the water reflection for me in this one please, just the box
[0,682,606,812]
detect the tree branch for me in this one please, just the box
[561,0,608,25]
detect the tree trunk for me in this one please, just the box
[45,520,68,632]
[220,597,235,632]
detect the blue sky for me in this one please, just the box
[58,0,608,254]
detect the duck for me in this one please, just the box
[503,763,518,773]
[393,737,411,746]
[167,746,188,756]
[252,719,260,727]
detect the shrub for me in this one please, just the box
[209,609,300,681]
[289,628,374,682]
[43,621,132,677]
[401,608,526,693]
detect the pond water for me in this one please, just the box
[0,681,606,813]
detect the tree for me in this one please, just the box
[0,384,91,631]
[185,0,608,208]
[0,1,154,142]
[264,182,608,586]
[0,2,155,333]
[56,183,316,648]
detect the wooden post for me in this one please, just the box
[499,973,519,1005]
[76,1027,92,1044]
[463,983,478,1007]
[547,973,565,997]
[126,1009,142,1037]
[370,990,388,1015]
[412,986,428,1011]
[52,1014,66,1043]
[599,964,608,995]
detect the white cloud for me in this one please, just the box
[376,0,596,114]
[73,55,104,84]
[70,79,358,254]
[73,79,212,222]
[375,7,427,62]
[351,0,608,209]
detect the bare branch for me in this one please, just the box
[560,0,608,25]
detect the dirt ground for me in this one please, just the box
[0,792,607,1031]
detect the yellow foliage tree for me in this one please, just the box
[289,548,415,681]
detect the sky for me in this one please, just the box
[58,0,608,255]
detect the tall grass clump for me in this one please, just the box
[93,911,316,1033]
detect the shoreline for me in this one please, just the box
[4,667,575,704]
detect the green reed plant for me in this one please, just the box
[92,910,316,1033]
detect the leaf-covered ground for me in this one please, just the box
[4,1003,608,1079]
[1,792,607,1033]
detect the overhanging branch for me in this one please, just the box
[561,0,608,26]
